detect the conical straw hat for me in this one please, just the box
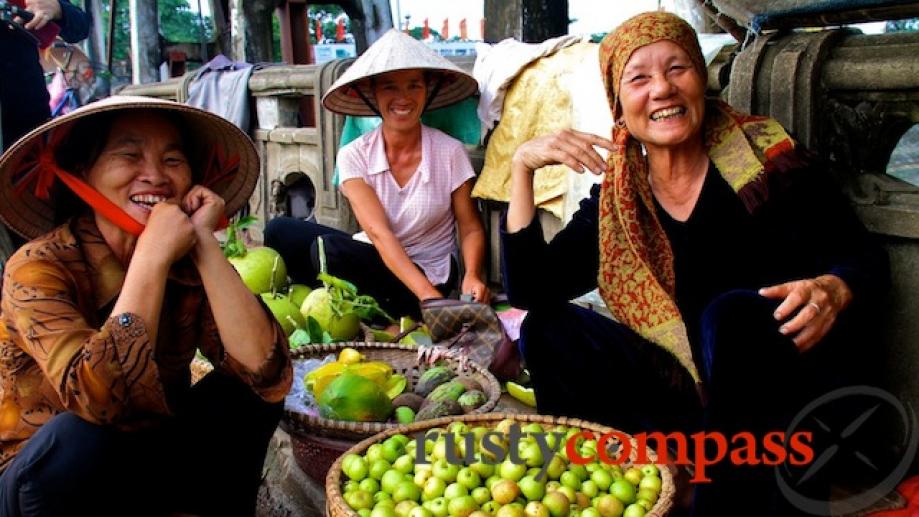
[0,96,259,239]
[322,29,479,117]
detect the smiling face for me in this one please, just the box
[84,111,193,224]
[617,40,706,152]
[372,69,427,131]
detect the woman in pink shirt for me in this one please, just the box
[266,30,488,319]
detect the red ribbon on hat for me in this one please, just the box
[13,129,236,237]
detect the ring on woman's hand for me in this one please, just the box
[808,302,822,313]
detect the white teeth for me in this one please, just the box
[129,194,167,206]
[651,107,686,121]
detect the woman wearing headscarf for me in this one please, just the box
[0,96,292,516]
[266,29,488,319]
[501,12,888,515]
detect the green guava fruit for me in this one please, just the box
[228,246,288,294]
[300,287,361,341]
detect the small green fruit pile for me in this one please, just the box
[338,420,664,517]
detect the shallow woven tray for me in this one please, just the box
[282,342,501,441]
[326,413,676,517]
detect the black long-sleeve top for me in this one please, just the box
[501,162,889,346]
[1,0,92,150]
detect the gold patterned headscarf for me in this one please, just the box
[596,12,797,385]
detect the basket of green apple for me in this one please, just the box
[326,413,675,517]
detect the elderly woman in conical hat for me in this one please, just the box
[0,97,292,515]
[501,12,888,515]
[265,29,488,319]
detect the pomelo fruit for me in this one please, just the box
[229,246,288,294]
[300,287,361,341]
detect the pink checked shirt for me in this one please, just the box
[337,125,475,285]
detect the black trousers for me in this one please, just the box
[0,371,282,517]
[265,217,457,319]
[521,289,867,517]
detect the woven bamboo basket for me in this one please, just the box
[283,342,502,482]
[326,413,676,517]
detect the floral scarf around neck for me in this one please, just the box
[596,12,797,385]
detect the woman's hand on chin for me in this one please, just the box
[136,202,197,267]
[462,274,490,304]
[183,185,226,235]
[759,274,853,352]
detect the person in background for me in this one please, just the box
[266,29,489,319]
[1,0,91,151]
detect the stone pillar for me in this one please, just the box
[483,0,569,43]
[128,0,160,84]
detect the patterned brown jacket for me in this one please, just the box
[0,216,292,471]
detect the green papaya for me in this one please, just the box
[318,372,393,422]
[415,399,463,421]
[414,366,456,397]
[425,380,466,404]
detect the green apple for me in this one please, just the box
[560,472,580,491]
[471,486,492,506]
[375,493,394,504]
[522,423,545,435]
[609,480,636,505]
[394,455,415,475]
[545,482,562,494]
[594,495,623,517]
[469,512,490,517]
[445,482,469,500]
[635,489,657,505]
[524,501,550,517]
[634,499,652,512]
[589,470,612,492]
[637,476,661,495]
[411,506,435,517]
[383,440,403,463]
[347,490,374,511]
[344,480,360,493]
[448,422,471,435]
[394,480,423,503]
[518,475,546,502]
[481,500,501,515]
[372,506,399,517]
[541,492,570,517]
[424,477,447,500]
[415,470,433,487]
[367,444,387,464]
[579,481,598,499]
[371,459,393,480]
[495,503,526,517]
[568,465,588,482]
[433,459,460,483]
[545,456,566,481]
[555,487,577,506]
[580,508,600,517]
[448,496,479,517]
[638,465,658,478]
[470,462,496,479]
[621,504,644,517]
[425,497,449,517]
[396,501,420,517]
[485,476,502,491]
[432,441,448,461]
[345,456,369,482]
[491,479,520,505]
[360,478,381,494]
[622,469,642,487]
[383,470,407,494]
[520,443,544,468]
[457,468,483,490]
[575,493,590,509]
[499,460,527,482]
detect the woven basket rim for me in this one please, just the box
[325,413,676,517]
[283,342,502,437]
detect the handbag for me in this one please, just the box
[419,298,522,381]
